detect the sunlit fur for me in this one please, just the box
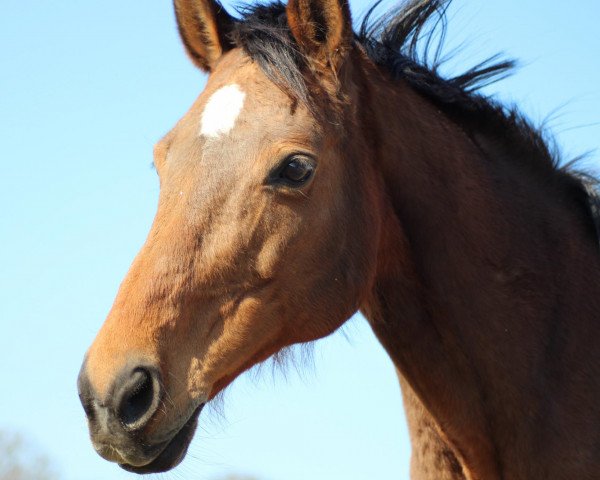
[80,0,600,478]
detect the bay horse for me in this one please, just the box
[77,0,600,478]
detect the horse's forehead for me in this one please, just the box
[199,83,246,138]
[165,50,315,174]
[195,51,302,132]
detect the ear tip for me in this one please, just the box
[286,0,354,56]
[174,0,235,72]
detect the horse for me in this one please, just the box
[77,0,600,478]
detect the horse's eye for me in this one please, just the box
[278,156,315,185]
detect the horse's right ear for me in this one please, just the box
[173,0,235,72]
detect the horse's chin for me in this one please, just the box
[119,404,204,474]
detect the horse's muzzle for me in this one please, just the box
[119,403,203,473]
[77,358,198,472]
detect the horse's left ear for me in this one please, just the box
[286,0,353,66]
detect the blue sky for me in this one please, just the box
[1,1,598,479]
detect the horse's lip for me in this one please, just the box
[118,403,204,474]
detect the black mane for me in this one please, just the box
[231,0,600,246]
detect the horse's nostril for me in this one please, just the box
[115,367,161,431]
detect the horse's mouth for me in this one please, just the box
[119,403,204,474]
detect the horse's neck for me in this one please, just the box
[397,369,467,480]
[360,75,600,479]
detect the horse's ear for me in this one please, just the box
[286,0,353,66]
[173,0,235,72]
